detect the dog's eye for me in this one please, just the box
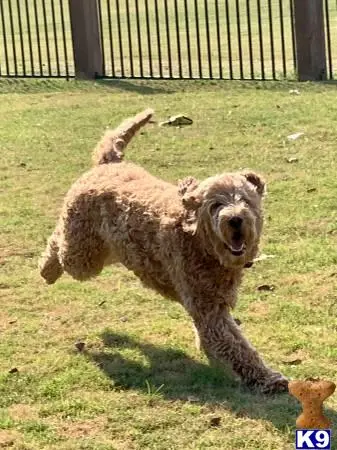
[210,202,223,214]
[241,197,252,207]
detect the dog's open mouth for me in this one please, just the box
[225,233,246,256]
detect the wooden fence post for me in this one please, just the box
[68,0,103,79]
[293,0,327,81]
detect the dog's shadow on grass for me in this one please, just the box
[95,79,173,95]
[88,330,337,434]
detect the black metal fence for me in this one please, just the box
[99,0,298,80]
[0,0,337,80]
[98,0,337,80]
[0,0,73,77]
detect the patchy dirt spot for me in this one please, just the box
[108,438,137,449]
[0,246,35,263]
[304,218,331,235]
[0,312,18,331]
[57,416,107,438]
[0,430,22,447]
[248,301,270,317]
[8,403,38,421]
[282,349,310,365]
[281,271,336,307]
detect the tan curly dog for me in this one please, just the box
[39,109,287,394]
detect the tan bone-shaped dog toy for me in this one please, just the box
[289,379,336,429]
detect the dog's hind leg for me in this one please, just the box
[39,225,64,284]
[40,221,110,283]
[57,216,111,282]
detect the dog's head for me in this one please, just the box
[178,171,265,268]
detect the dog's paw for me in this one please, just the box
[258,373,289,395]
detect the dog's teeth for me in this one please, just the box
[230,244,244,252]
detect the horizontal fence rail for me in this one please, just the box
[0,0,74,77]
[0,0,337,81]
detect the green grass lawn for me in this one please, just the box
[1,78,337,449]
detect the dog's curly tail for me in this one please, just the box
[92,108,154,166]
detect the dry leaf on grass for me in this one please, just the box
[253,254,276,263]
[75,342,85,352]
[257,284,275,292]
[209,417,221,427]
[287,132,304,141]
[282,357,303,366]
[286,156,299,163]
[159,115,193,127]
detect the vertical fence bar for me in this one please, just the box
[164,0,172,78]
[125,0,134,76]
[106,0,115,77]
[33,0,43,75]
[279,0,287,78]
[7,0,16,75]
[194,0,202,78]
[144,0,153,77]
[268,0,276,79]
[214,0,222,79]
[204,0,212,78]
[257,0,265,79]
[8,0,18,75]
[289,0,296,71]
[59,0,69,78]
[235,0,244,79]
[115,0,124,76]
[183,0,192,78]
[324,0,333,79]
[16,0,26,76]
[246,0,254,79]
[154,0,163,78]
[97,0,105,76]
[174,0,182,78]
[24,0,34,75]
[41,0,52,75]
[225,0,233,79]
[51,0,60,76]
[135,0,143,77]
[0,0,10,75]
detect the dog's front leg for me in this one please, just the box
[39,224,64,284]
[192,309,288,394]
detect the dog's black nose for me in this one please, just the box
[228,216,243,229]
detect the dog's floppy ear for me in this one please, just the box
[241,171,266,196]
[178,176,201,210]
